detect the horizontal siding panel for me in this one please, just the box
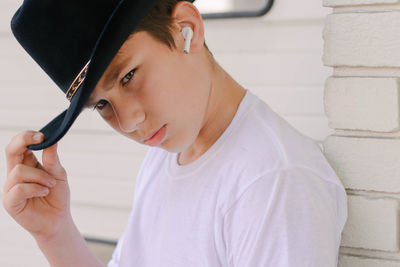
[70,178,135,208]
[0,36,56,85]
[217,52,330,86]
[261,0,329,21]
[0,84,65,109]
[284,115,333,142]
[0,203,125,265]
[0,260,25,267]
[0,244,47,267]
[251,86,325,116]
[63,152,143,182]
[54,131,148,155]
[72,204,130,241]
[0,108,67,130]
[205,20,325,52]
[0,0,20,34]
[0,246,47,267]
[0,205,49,267]
[0,107,118,132]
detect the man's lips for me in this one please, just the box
[144,124,167,146]
[142,125,165,142]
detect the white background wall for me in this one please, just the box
[0,0,331,266]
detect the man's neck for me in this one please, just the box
[177,64,246,166]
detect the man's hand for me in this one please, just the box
[2,130,70,240]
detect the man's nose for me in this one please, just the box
[111,99,145,133]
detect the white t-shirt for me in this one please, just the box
[108,89,347,267]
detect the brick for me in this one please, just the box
[323,136,400,192]
[324,0,399,7]
[339,255,400,267]
[341,195,399,251]
[323,12,400,67]
[324,77,400,132]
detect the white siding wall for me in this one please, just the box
[0,0,331,266]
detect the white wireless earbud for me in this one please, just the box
[181,26,193,54]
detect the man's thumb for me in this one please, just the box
[42,143,66,178]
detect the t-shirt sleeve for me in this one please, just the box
[107,232,125,267]
[223,166,346,267]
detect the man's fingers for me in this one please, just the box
[22,150,42,169]
[5,131,44,175]
[22,150,45,171]
[3,164,56,193]
[42,143,66,180]
[2,183,50,215]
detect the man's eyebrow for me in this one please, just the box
[103,52,133,90]
[84,52,133,109]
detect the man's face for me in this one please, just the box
[86,30,211,153]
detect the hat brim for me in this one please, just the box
[27,0,160,150]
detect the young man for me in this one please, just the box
[3,0,347,266]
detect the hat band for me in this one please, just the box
[66,60,91,101]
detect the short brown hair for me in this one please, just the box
[133,0,212,55]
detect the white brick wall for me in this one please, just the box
[324,136,400,192]
[342,195,398,251]
[339,255,400,267]
[323,12,400,67]
[322,0,400,265]
[324,77,400,132]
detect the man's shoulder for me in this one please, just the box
[228,93,332,181]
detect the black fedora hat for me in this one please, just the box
[11,0,195,151]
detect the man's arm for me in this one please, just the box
[35,217,104,267]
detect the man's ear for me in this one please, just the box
[171,1,205,53]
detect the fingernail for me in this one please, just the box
[48,179,56,187]
[33,133,42,142]
[38,188,49,196]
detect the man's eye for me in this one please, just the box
[93,99,108,111]
[121,69,136,85]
